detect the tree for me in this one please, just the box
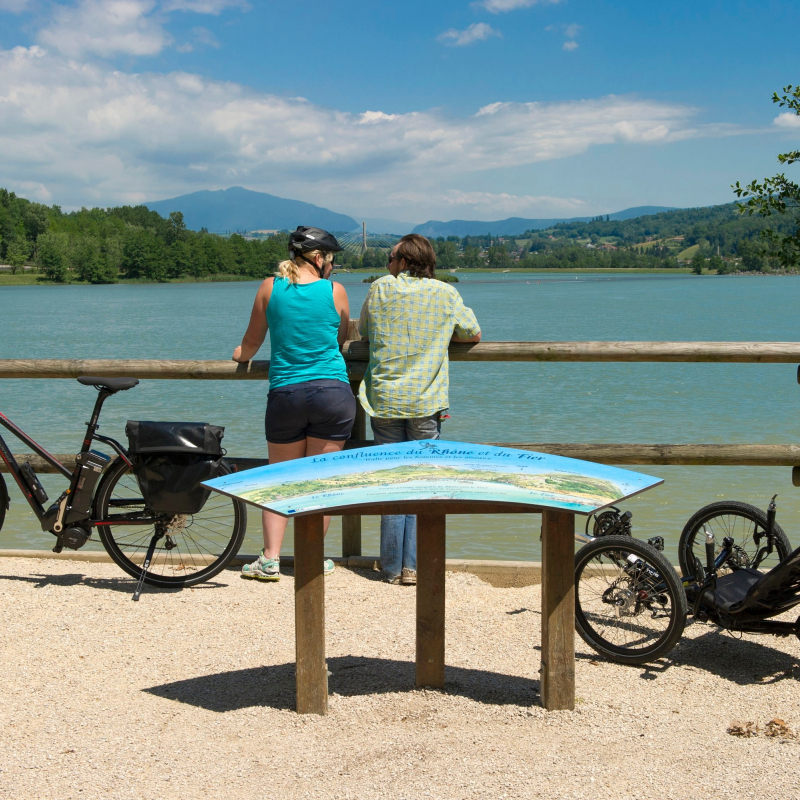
[165,211,188,245]
[486,244,511,269]
[707,254,726,274]
[73,236,116,283]
[6,238,29,274]
[36,232,69,282]
[435,239,459,270]
[737,239,768,272]
[734,84,800,268]
[691,249,705,275]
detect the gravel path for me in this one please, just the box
[1,557,799,800]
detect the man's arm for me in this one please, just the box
[358,292,371,342]
[451,295,481,342]
[452,330,481,343]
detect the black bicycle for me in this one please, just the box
[0,377,246,597]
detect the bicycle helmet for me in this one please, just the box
[288,226,343,256]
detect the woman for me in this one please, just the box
[232,226,355,581]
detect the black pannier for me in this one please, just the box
[125,421,226,515]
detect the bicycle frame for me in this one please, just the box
[0,389,151,535]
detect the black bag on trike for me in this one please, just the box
[125,421,225,515]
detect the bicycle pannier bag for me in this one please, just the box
[125,421,225,515]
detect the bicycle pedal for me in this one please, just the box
[647,536,665,552]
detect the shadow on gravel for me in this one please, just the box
[144,656,541,713]
[0,572,227,595]
[662,627,800,686]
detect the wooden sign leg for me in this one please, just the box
[294,513,327,715]
[341,382,366,558]
[416,512,446,688]
[540,509,575,711]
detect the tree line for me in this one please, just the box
[0,189,289,283]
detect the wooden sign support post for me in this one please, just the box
[416,513,447,688]
[294,513,328,715]
[540,509,576,711]
[291,503,578,715]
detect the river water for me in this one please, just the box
[2,272,799,563]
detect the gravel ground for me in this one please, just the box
[1,557,799,800]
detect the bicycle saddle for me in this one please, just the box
[77,376,139,393]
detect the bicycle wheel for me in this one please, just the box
[0,473,8,533]
[678,501,791,581]
[575,535,687,665]
[93,457,246,587]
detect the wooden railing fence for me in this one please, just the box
[2,325,799,556]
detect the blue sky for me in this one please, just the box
[0,0,798,223]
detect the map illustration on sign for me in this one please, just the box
[204,441,663,516]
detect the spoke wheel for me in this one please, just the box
[575,535,687,665]
[678,501,791,581]
[94,457,246,587]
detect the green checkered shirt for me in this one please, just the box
[358,272,480,418]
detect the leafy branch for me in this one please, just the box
[733,84,800,268]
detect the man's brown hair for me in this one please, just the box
[395,233,436,279]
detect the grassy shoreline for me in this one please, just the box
[3,266,798,286]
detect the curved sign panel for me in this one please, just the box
[204,440,663,517]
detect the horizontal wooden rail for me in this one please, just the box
[5,443,800,474]
[1,341,800,383]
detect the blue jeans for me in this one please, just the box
[370,413,442,579]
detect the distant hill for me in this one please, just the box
[144,187,358,234]
[362,217,417,236]
[412,206,677,238]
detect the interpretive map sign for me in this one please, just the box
[204,441,663,516]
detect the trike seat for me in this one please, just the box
[77,376,139,393]
[701,545,800,619]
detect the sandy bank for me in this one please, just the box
[1,557,799,800]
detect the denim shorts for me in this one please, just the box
[370,413,442,445]
[265,379,356,444]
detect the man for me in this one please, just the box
[358,234,481,585]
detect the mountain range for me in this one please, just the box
[144,187,358,234]
[144,187,677,238]
[410,207,677,238]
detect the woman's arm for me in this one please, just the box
[332,282,350,347]
[232,278,273,362]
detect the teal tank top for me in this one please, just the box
[266,277,349,388]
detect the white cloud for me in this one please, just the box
[563,40,578,51]
[37,0,171,59]
[0,0,32,13]
[564,23,581,39]
[163,0,249,12]
[359,111,398,123]
[0,45,745,219]
[438,23,502,47]
[473,0,561,13]
[774,112,800,129]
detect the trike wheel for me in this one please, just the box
[93,457,246,588]
[575,535,687,665]
[678,501,791,581]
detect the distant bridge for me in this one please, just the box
[337,222,398,256]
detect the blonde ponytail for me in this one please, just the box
[276,249,333,284]
[276,259,301,283]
